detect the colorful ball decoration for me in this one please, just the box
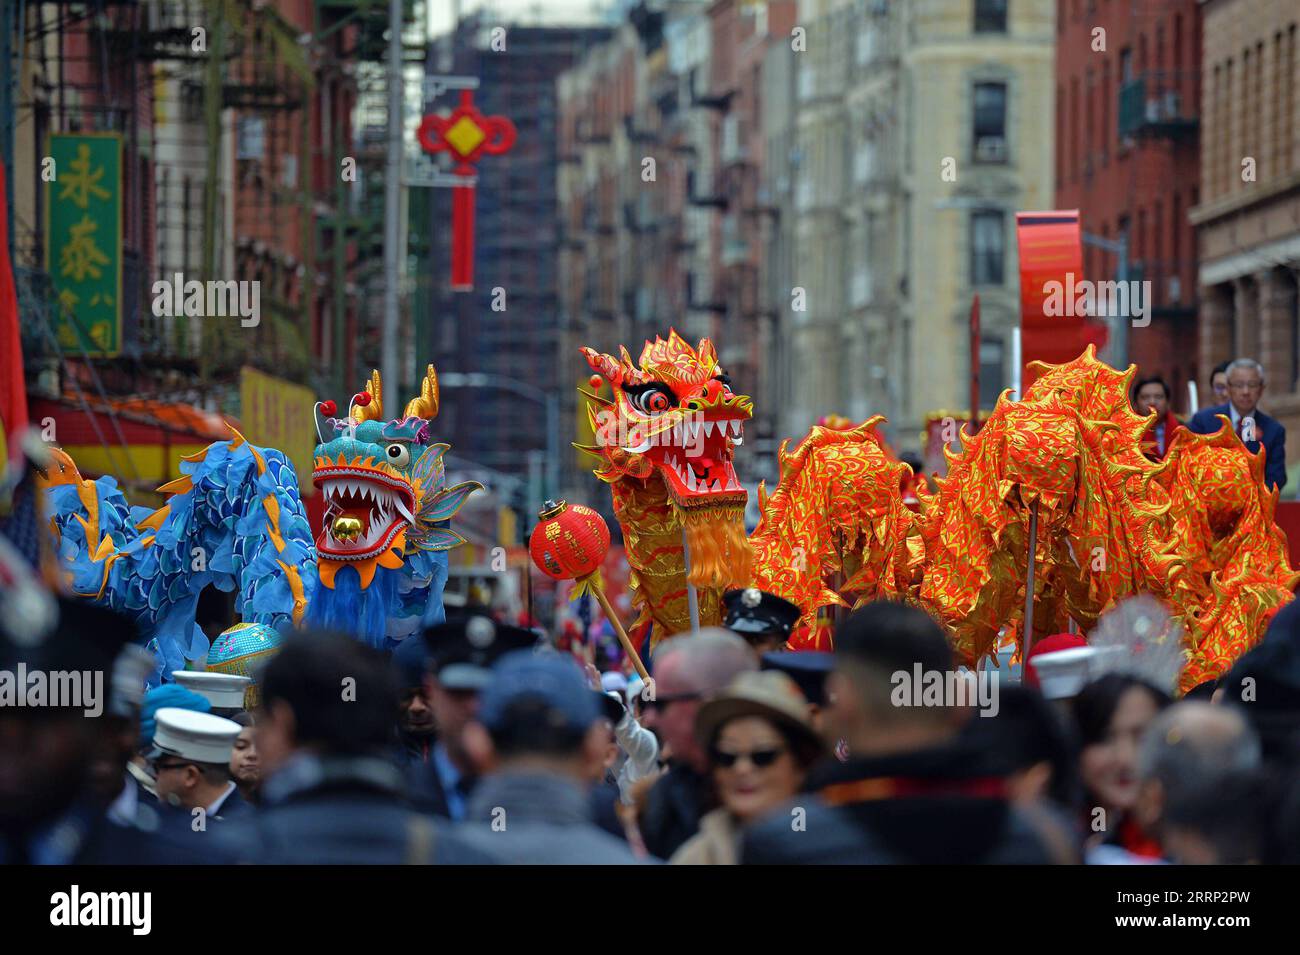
[207,621,282,709]
[529,500,611,582]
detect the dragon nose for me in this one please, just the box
[685,379,728,409]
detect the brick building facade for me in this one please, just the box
[1192,0,1299,459]
[1054,0,1202,412]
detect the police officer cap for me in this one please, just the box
[761,650,834,707]
[422,611,538,691]
[723,588,801,640]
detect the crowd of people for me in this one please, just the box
[1133,356,1287,492]
[3,578,1298,866]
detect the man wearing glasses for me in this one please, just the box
[637,629,756,859]
[1189,358,1288,492]
[149,708,252,823]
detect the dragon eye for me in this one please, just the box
[629,386,675,415]
[385,443,411,468]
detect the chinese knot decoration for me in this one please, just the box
[417,88,517,290]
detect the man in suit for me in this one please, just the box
[1132,375,1184,460]
[1188,358,1287,492]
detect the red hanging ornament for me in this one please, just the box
[353,392,371,408]
[417,89,517,291]
[319,400,337,417]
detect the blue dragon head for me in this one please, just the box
[305,365,482,647]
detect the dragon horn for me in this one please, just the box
[404,363,441,420]
[581,346,623,384]
[352,369,383,422]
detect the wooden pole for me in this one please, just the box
[588,582,650,683]
[970,293,982,433]
[1023,499,1040,666]
[681,527,701,634]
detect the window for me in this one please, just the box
[979,339,1005,408]
[973,82,1008,162]
[971,211,1005,286]
[974,0,1008,33]
[237,116,266,160]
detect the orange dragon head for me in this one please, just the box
[580,330,752,506]
[579,329,753,590]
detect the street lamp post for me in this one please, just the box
[437,372,560,507]
[381,0,405,416]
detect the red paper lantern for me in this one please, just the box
[529,500,610,581]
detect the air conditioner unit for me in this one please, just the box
[851,272,871,307]
[1164,91,1180,117]
[857,30,879,65]
[798,66,817,101]
[1145,98,1162,122]
[975,137,1007,162]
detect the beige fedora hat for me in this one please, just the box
[694,670,825,757]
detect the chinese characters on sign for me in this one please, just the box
[46,133,123,356]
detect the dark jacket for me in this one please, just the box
[0,798,237,865]
[1188,403,1287,491]
[208,784,254,821]
[741,740,1063,865]
[395,731,436,768]
[221,753,492,864]
[406,743,476,820]
[454,771,644,864]
[639,762,713,860]
[1139,408,1184,460]
[589,776,627,841]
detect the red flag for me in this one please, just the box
[0,162,29,457]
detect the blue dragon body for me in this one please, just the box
[43,365,480,678]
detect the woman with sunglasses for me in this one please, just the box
[670,671,826,864]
